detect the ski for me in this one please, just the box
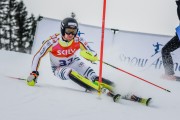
[5,76,26,80]
[100,88,152,106]
[105,90,152,106]
[123,95,152,106]
[7,75,152,106]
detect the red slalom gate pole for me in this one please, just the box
[98,0,106,95]
[103,61,171,93]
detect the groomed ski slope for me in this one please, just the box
[0,50,180,120]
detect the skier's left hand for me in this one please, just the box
[26,71,39,86]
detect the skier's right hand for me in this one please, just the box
[80,50,98,62]
[27,71,39,86]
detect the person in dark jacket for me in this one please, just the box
[161,0,180,80]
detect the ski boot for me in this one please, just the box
[101,88,121,102]
[130,95,151,106]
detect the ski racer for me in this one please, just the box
[26,17,151,105]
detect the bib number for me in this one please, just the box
[59,58,73,66]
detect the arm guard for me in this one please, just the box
[80,50,98,62]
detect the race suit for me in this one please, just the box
[31,33,97,81]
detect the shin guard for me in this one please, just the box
[69,71,99,91]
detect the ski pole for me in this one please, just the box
[6,76,26,80]
[102,61,171,93]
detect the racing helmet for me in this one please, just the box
[61,17,78,36]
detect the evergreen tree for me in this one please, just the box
[14,1,38,53]
[0,0,38,53]
[5,0,18,51]
[0,0,8,49]
[14,0,28,52]
[26,14,38,53]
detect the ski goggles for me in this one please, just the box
[65,28,78,35]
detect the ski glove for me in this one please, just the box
[80,50,98,63]
[27,71,39,86]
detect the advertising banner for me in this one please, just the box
[32,17,180,76]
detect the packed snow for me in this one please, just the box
[0,50,180,120]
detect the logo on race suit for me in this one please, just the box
[57,49,77,56]
[46,41,51,46]
[40,47,46,55]
[40,41,52,55]
[74,37,79,43]
[78,62,84,67]
[50,33,60,43]
[52,38,59,43]
[84,41,88,46]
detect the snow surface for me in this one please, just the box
[0,50,180,120]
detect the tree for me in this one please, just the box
[0,0,38,53]
[0,0,8,49]
[4,0,18,51]
[14,0,28,52]
[26,14,38,53]
[14,1,38,53]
